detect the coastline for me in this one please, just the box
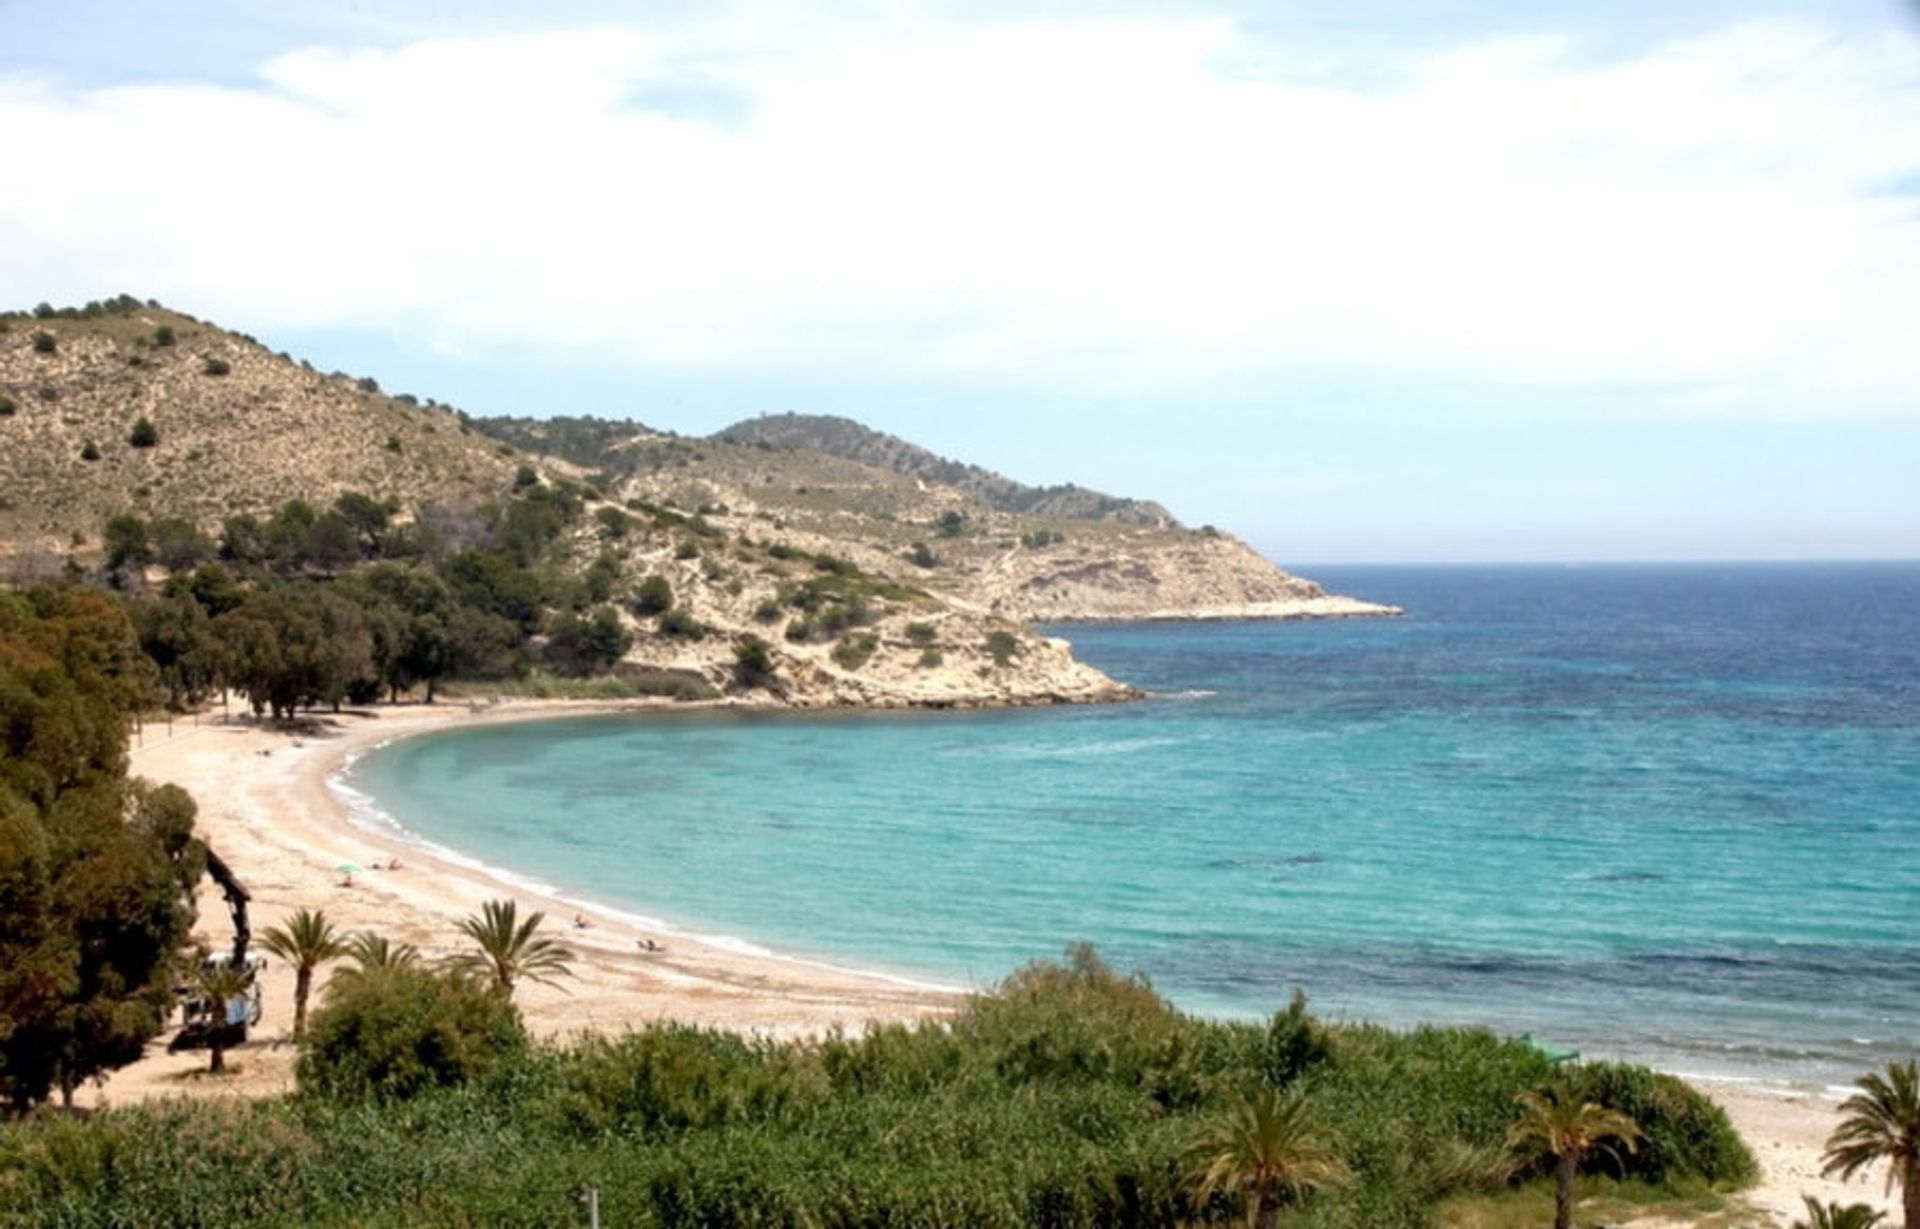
[94,700,1895,1224]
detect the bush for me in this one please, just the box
[0,394,15,416]
[734,635,776,688]
[908,541,939,568]
[905,621,937,646]
[202,356,231,376]
[384,434,403,454]
[1569,1062,1757,1185]
[128,416,159,448]
[80,440,101,462]
[632,574,673,616]
[918,648,944,668]
[937,510,966,537]
[657,607,706,640]
[153,325,175,347]
[30,330,55,354]
[831,633,879,671]
[985,630,1021,666]
[673,541,700,561]
[1262,989,1332,1088]
[298,967,527,1103]
[753,599,783,624]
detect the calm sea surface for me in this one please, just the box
[344,563,1920,1088]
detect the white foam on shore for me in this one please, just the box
[325,746,966,997]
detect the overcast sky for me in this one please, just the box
[4,0,1918,563]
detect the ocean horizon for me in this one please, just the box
[342,560,1920,1092]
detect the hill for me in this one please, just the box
[1,298,1394,709]
[0,298,518,566]
[711,413,1179,526]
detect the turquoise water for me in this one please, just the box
[345,563,1920,1088]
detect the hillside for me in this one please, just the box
[712,413,1179,526]
[478,414,1399,625]
[0,298,519,563]
[0,298,1394,710]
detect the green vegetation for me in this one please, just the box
[258,908,348,1042]
[986,629,1022,666]
[632,573,673,616]
[1794,1198,1888,1229]
[79,440,100,462]
[152,325,175,347]
[127,415,159,449]
[202,356,231,377]
[905,620,937,645]
[1506,1082,1644,1229]
[918,647,944,668]
[831,631,879,671]
[733,633,776,687]
[0,394,16,416]
[30,330,55,354]
[452,899,575,1001]
[0,588,204,1112]
[0,946,1754,1226]
[1822,1060,1918,1229]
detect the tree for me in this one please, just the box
[190,959,254,1074]
[454,899,573,1001]
[1186,1086,1349,1229]
[1794,1197,1887,1229]
[333,931,421,986]
[149,517,212,572]
[0,589,196,1112]
[331,491,391,554]
[258,908,347,1041]
[103,513,152,582]
[546,606,631,676]
[1508,1082,1644,1229]
[1824,1060,1920,1229]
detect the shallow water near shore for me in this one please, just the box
[346,562,1920,1089]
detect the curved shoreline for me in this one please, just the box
[94,699,1898,1223]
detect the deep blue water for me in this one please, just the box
[346,562,1920,1088]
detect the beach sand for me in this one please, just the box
[88,703,1897,1226]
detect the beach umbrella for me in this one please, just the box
[336,862,363,882]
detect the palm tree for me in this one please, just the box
[329,931,420,987]
[455,899,573,1000]
[258,908,346,1041]
[1186,1086,1349,1229]
[191,961,254,1075]
[1507,1081,1643,1229]
[1793,1195,1887,1229]
[1823,1060,1920,1229]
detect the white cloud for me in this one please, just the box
[3,9,1918,419]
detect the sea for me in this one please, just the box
[339,562,1920,1092]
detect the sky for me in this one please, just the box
[3,0,1919,563]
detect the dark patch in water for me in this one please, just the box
[1592,870,1665,883]
[1208,854,1326,870]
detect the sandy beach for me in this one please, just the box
[91,701,1896,1226]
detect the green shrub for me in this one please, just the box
[674,541,700,561]
[0,394,15,417]
[831,633,879,671]
[632,573,673,616]
[1569,1062,1757,1185]
[905,621,937,645]
[733,635,776,688]
[384,434,403,454]
[79,440,100,462]
[202,356,231,376]
[30,330,55,354]
[153,325,175,347]
[1262,989,1333,1088]
[657,607,706,640]
[298,967,527,1103]
[908,541,939,568]
[918,648,944,668]
[128,416,159,448]
[985,630,1021,666]
[753,599,783,624]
